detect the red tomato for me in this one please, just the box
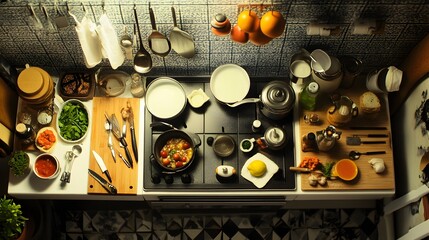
[182,142,190,149]
[173,153,180,161]
[162,159,170,166]
[160,150,168,158]
[181,156,187,162]
[176,161,183,168]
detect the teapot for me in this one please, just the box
[327,95,358,126]
[316,125,342,152]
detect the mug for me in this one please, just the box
[366,67,388,93]
[290,60,311,85]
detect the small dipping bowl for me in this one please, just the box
[240,138,255,153]
[213,135,235,157]
[332,159,358,181]
[187,88,210,108]
[33,153,60,179]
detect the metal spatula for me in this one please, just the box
[346,136,386,145]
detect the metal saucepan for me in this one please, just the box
[145,77,187,119]
[227,80,296,120]
[151,122,201,173]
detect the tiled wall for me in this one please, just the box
[0,0,428,77]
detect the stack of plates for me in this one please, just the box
[17,66,54,106]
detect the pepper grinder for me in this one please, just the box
[316,125,342,152]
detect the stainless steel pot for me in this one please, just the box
[227,80,295,120]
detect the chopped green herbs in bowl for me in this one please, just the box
[56,99,89,143]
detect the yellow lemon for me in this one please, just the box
[247,160,267,177]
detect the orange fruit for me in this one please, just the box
[237,10,260,33]
[230,24,249,44]
[249,25,273,46]
[260,10,286,38]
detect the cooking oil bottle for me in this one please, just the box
[300,81,319,111]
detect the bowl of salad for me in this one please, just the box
[56,99,90,143]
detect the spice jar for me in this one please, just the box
[15,123,36,146]
[130,73,146,98]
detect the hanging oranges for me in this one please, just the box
[237,10,260,33]
[260,10,286,38]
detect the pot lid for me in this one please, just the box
[264,127,286,148]
[261,81,295,110]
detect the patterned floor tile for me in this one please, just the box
[135,209,152,232]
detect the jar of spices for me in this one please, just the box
[130,73,146,98]
[15,123,36,146]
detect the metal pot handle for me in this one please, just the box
[227,98,260,107]
[185,131,201,148]
[150,121,178,130]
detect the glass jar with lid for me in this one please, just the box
[130,73,146,98]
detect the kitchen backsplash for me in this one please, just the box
[0,0,428,77]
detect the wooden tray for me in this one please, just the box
[298,79,395,191]
[88,97,140,195]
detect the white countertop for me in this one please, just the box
[8,81,395,201]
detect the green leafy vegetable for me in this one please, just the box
[58,101,89,141]
[317,162,335,178]
[8,151,29,176]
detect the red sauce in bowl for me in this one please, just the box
[35,155,57,178]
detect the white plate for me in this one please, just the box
[241,153,279,188]
[210,64,250,104]
[146,77,187,119]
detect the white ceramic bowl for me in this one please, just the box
[33,153,60,180]
[187,89,210,108]
[210,64,250,104]
[35,127,58,153]
[56,99,90,143]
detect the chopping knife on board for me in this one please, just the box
[92,150,112,183]
[346,136,387,145]
[127,101,138,162]
[111,113,134,168]
[88,169,117,194]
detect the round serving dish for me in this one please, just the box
[56,99,90,143]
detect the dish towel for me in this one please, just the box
[69,12,102,68]
[96,13,125,70]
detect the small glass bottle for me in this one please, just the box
[300,81,319,111]
[302,132,318,152]
[130,73,146,98]
[15,123,36,146]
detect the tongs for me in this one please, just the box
[111,113,134,168]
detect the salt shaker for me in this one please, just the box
[130,73,146,98]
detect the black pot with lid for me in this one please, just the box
[260,80,295,120]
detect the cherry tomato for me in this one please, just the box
[176,161,183,168]
[160,150,168,158]
[162,158,170,166]
[181,156,188,162]
[173,153,180,161]
[182,142,190,149]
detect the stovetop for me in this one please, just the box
[143,77,296,191]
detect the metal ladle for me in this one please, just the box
[148,7,171,57]
[133,6,152,73]
[60,145,82,183]
[349,150,386,160]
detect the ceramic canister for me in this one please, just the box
[311,56,343,93]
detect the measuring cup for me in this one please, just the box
[60,145,82,183]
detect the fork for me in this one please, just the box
[104,113,116,162]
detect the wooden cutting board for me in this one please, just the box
[298,78,395,191]
[88,97,140,194]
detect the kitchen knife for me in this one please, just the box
[88,169,117,194]
[92,150,112,183]
[127,101,138,162]
[350,134,389,138]
[111,113,134,168]
[116,148,131,168]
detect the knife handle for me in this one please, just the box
[124,145,134,168]
[130,127,138,162]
